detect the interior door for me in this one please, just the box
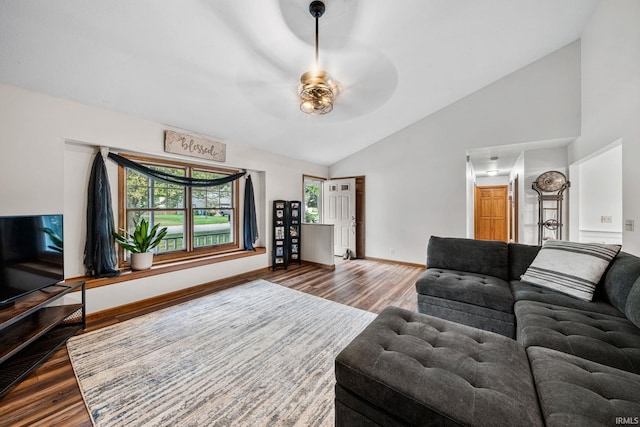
[323,178,356,256]
[474,185,508,242]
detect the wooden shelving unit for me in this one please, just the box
[272,200,288,270]
[0,281,85,397]
[288,201,301,265]
[272,200,303,270]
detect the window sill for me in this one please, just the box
[70,247,266,291]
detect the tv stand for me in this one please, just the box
[39,284,70,294]
[0,281,85,397]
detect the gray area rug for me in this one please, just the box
[67,280,376,426]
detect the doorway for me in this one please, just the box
[322,176,365,258]
[474,185,508,242]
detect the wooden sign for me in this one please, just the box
[164,130,226,162]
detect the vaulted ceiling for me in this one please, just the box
[0,0,599,165]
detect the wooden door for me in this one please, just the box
[474,185,508,242]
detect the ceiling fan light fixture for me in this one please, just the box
[299,1,336,115]
[300,70,335,114]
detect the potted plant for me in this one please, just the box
[113,218,168,270]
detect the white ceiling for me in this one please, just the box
[0,0,599,166]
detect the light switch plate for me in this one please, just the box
[625,219,634,232]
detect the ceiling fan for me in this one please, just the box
[298,1,337,115]
[232,0,398,121]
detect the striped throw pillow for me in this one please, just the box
[521,240,621,301]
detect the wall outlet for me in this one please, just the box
[601,215,613,224]
[626,219,635,232]
[390,248,396,255]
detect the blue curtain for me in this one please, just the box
[84,153,120,278]
[107,152,245,187]
[243,176,259,250]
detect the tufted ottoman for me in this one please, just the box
[527,346,640,427]
[335,306,543,426]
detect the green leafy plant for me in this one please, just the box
[42,227,63,252]
[113,218,168,254]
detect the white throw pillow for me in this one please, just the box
[521,240,621,301]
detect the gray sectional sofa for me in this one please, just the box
[335,236,640,426]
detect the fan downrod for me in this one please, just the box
[309,1,325,18]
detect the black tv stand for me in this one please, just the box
[0,281,85,397]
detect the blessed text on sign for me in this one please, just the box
[164,130,226,162]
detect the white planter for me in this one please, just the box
[130,252,154,270]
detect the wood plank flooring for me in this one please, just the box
[0,258,424,427]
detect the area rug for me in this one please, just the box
[67,280,376,426]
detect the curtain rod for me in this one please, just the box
[64,138,258,174]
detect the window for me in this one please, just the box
[302,175,324,224]
[118,154,240,265]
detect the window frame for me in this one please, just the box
[117,154,241,267]
[302,175,325,224]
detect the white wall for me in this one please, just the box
[330,42,581,264]
[568,0,640,254]
[579,144,622,242]
[475,176,509,187]
[0,84,329,313]
[568,142,623,245]
[0,87,67,215]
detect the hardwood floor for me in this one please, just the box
[0,258,424,427]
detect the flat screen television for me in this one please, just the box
[0,214,64,308]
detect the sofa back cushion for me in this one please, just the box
[427,236,509,281]
[508,243,541,281]
[603,252,640,313]
[625,276,640,329]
